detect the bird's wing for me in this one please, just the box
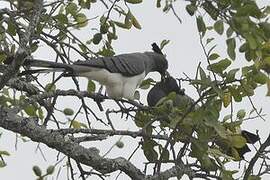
[74,53,146,77]
[241,130,260,144]
[147,84,167,107]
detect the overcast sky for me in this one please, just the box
[0,0,269,180]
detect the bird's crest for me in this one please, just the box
[151,43,163,55]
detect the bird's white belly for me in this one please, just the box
[80,69,145,99]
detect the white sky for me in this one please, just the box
[0,0,269,180]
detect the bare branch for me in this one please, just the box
[243,133,270,179]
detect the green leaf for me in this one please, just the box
[199,66,207,80]
[267,80,270,96]
[226,38,236,60]
[75,13,88,28]
[248,175,262,180]
[46,165,55,175]
[54,14,68,25]
[226,27,234,38]
[186,4,197,16]
[63,108,74,116]
[45,83,56,92]
[100,23,109,34]
[259,22,270,39]
[24,105,37,117]
[0,160,6,168]
[38,108,44,120]
[205,119,227,139]
[79,44,87,53]
[124,10,132,29]
[87,80,96,92]
[0,150,10,156]
[214,20,224,35]
[156,0,161,8]
[253,71,268,84]
[140,78,154,89]
[229,86,242,102]
[92,33,102,45]
[71,120,81,129]
[221,170,237,180]
[135,111,151,127]
[160,40,170,50]
[78,0,91,9]
[0,52,7,63]
[237,109,246,119]
[208,58,231,74]
[7,20,16,36]
[142,139,158,161]
[30,42,39,53]
[239,43,248,53]
[115,141,124,148]
[125,0,143,4]
[190,140,208,158]
[209,53,220,60]
[131,14,141,29]
[33,166,42,177]
[222,92,231,108]
[196,16,206,36]
[246,34,257,50]
[66,2,78,16]
[159,145,169,161]
[200,155,218,171]
[113,21,131,29]
[231,135,247,148]
[202,1,219,20]
[226,68,239,83]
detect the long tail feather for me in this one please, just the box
[24,59,74,71]
[19,68,67,76]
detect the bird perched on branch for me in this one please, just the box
[147,76,194,108]
[21,43,168,99]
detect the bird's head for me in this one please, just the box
[151,43,168,79]
[155,53,168,77]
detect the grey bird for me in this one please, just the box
[22,44,168,99]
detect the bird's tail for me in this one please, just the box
[21,59,76,76]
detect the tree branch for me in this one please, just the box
[243,133,270,180]
[53,128,169,141]
[0,106,145,180]
[0,0,44,90]
[0,106,199,179]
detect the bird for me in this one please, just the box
[21,43,168,99]
[147,76,260,158]
[234,130,260,158]
[147,76,194,108]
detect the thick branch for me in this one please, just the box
[0,106,198,179]
[0,106,145,180]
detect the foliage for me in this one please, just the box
[0,0,269,179]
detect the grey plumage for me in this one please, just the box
[22,51,168,99]
[23,52,167,77]
[73,52,168,77]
